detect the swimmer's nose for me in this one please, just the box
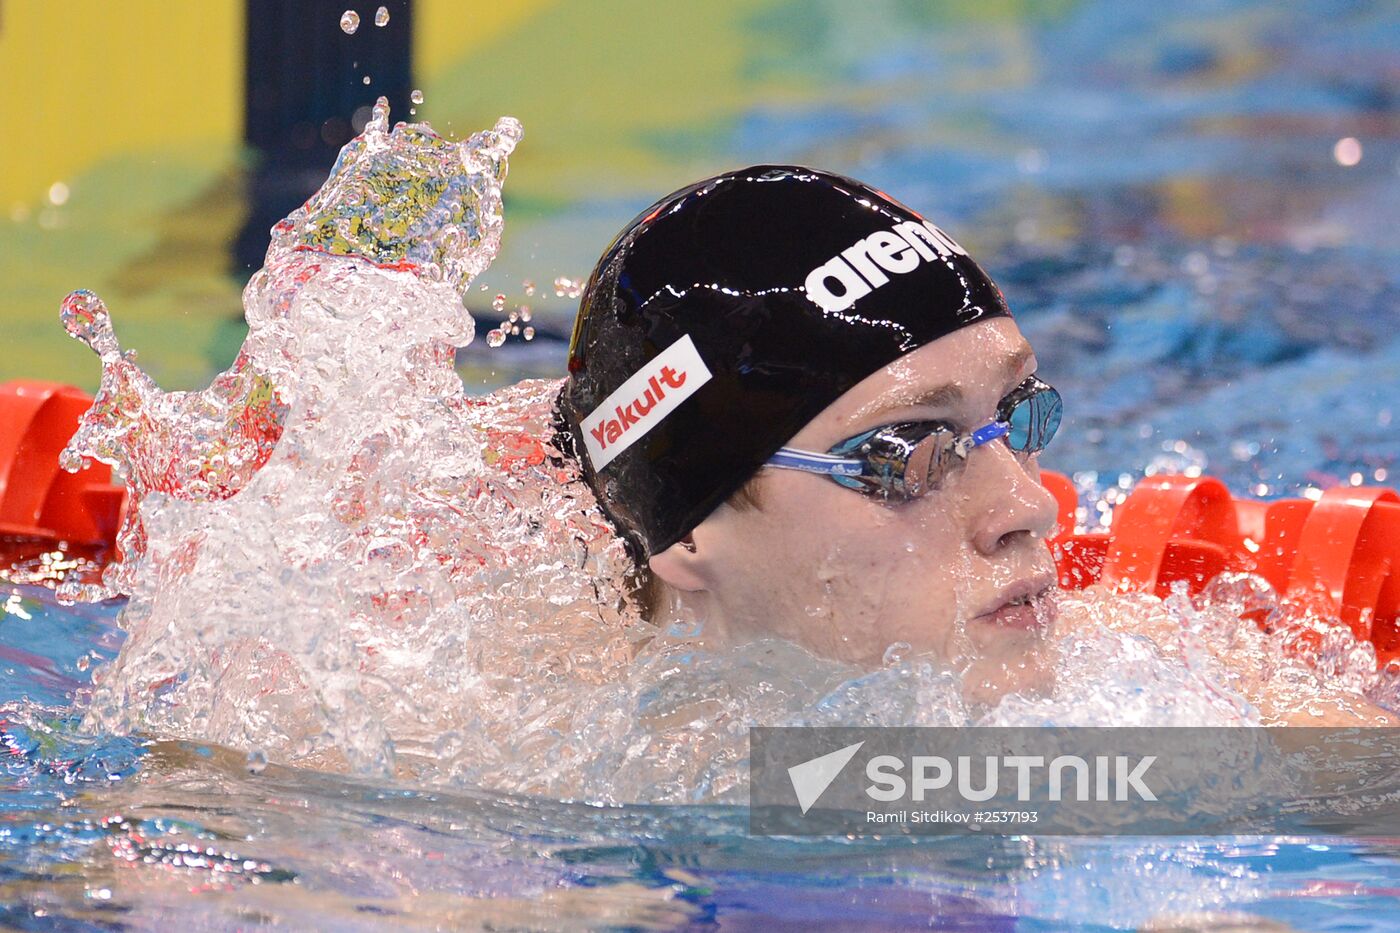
[965,440,1059,556]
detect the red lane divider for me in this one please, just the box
[4,380,1395,665]
[1290,487,1399,644]
[1041,470,1400,665]
[1101,474,1240,595]
[0,381,125,547]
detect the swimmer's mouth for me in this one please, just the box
[971,578,1056,630]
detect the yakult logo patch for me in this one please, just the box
[804,219,967,314]
[580,334,712,471]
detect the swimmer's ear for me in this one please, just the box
[648,534,707,592]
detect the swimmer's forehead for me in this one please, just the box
[844,332,1037,428]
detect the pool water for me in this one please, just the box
[1,586,1398,931]
[4,0,1400,928]
[3,585,1400,930]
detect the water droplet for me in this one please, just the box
[339,10,360,34]
[374,5,389,26]
[60,290,121,362]
[1015,148,1046,175]
[519,306,532,322]
[48,182,70,206]
[246,748,268,774]
[491,294,506,312]
[508,310,518,323]
[1181,251,1209,277]
[433,731,463,758]
[552,275,583,299]
[410,89,424,105]
[882,642,911,666]
[362,75,371,85]
[522,280,536,296]
[1333,136,1362,167]
[510,324,520,336]
[367,96,390,133]
[523,326,535,341]
[486,329,506,348]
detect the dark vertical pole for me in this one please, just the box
[236,0,413,274]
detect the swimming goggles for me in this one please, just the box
[766,375,1063,500]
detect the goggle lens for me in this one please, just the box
[1004,383,1062,454]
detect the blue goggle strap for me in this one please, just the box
[964,420,1011,451]
[766,448,865,478]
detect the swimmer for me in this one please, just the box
[553,165,1393,724]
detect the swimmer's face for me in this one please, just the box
[649,317,1060,705]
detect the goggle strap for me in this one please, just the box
[970,421,1010,448]
[768,448,865,477]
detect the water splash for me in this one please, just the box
[273,98,521,296]
[54,103,650,779]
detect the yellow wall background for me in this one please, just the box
[414,0,556,84]
[0,0,555,212]
[0,0,242,210]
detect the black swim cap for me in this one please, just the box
[554,165,1011,559]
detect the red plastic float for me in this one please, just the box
[2,380,1397,665]
[1041,470,1400,665]
[0,380,125,547]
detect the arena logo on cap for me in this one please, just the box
[804,220,968,314]
[581,334,713,470]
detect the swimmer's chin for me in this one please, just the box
[959,653,1059,712]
